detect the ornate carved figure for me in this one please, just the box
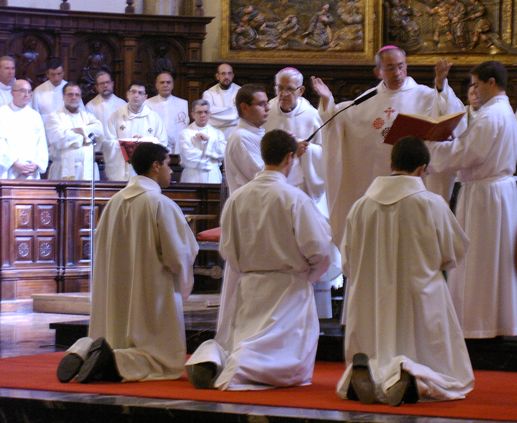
[153,44,174,76]
[79,41,110,102]
[427,1,453,48]
[18,36,40,83]
[466,0,493,49]
[448,0,468,50]
[330,0,364,51]
[387,0,421,50]
[303,3,334,48]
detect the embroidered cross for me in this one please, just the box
[384,107,396,120]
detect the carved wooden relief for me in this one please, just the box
[15,237,33,262]
[15,205,33,230]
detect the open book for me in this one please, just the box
[383,111,465,145]
[118,140,141,162]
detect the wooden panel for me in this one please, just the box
[0,6,212,101]
[0,180,221,300]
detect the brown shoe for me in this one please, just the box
[349,353,377,404]
[386,367,419,406]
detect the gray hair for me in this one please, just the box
[374,46,406,68]
[0,55,15,64]
[191,98,210,112]
[275,67,303,87]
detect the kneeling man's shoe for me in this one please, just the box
[56,353,83,383]
[350,353,377,404]
[386,367,419,406]
[76,337,121,384]
[187,362,217,389]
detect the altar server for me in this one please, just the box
[0,56,15,107]
[186,130,332,390]
[426,61,517,339]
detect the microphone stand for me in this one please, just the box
[306,88,378,142]
[88,133,96,295]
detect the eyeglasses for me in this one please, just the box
[381,63,407,73]
[128,89,146,95]
[275,85,302,94]
[251,101,269,108]
[12,89,32,95]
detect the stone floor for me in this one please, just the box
[0,311,85,358]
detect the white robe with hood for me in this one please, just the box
[426,94,517,338]
[186,171,332,390]
[89,175,198,381]
[337,175,474,402]
[319,77,465,247]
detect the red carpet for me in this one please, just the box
[0,353,516,421]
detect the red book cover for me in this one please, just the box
[383,111,465,145]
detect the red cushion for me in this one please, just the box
[196,227,221,242]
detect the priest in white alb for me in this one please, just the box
[145,71,189,154]
[186,130,331,390]
[338,136,474,406]
[105,82,167,181]
[45,82,103,180]
[0,79,48,179]
[311,45,466,247]
[202,63,240,139]
[179,99,226,183]
[264,66,341,319]
[426,61,517,339]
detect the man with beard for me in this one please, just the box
[202,63,240,139]
[45,82,103,180]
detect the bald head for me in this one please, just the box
[11,79,32,108]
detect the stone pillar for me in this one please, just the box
[143,0,181,15]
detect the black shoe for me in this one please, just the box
[350,353,377,404]
[187,362,217,389]
[386,367,419,406]
[56,353,83,383]
[76,337,121,384]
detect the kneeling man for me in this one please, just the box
[186,129,332,390]
[338,136,474,405]
[57,143,198,383]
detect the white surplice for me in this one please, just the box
[85,93,127,141]
[265,96,342,317]
[32,80,69,120]
[0,103,48,179]
[202,83,240,139]
[179,122,226,183]
[426,94,517,338]
[0,81,12,107]
[224,119,265,194]
[319,77,465,247]
[145,94,189,154]
[186,170,332,390]
[337,175,474,402]
[89,175,198,381]
[105,104,167,181]
[45,107,103,180]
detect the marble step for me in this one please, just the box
[33,293,220,315]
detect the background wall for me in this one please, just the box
[7,0,222,61]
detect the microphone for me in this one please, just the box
[306,88,378,142]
